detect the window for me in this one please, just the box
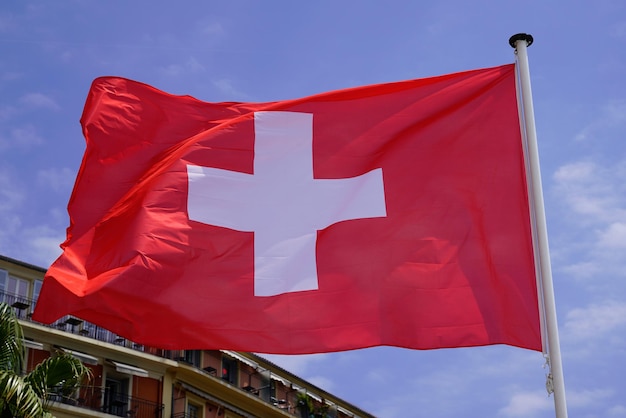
[183,350,201,367]
[257,370,272,403]
[104,376,130,416]
[187,402,201,418]
[6,276,29,297]
[0,269,9,302]
[0,270,30,310]
[221,356,238,385]
[32,280,43,303]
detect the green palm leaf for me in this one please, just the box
[0,370,45,418]
[0,303,24,374]
[0,303,92,417]
[25,353,92,402]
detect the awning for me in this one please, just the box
[109,360,149,377]
[221,350,259,369]
[337,405,355,417]
[307,391,323,403]
[179,382,213,401]
[269,373,291,387]
[64,349,99,365]
[23,339,44,351]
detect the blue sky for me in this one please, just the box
[1,1,625,417]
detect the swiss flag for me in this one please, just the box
[33,63,542,354]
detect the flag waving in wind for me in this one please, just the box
[33,63,542,354]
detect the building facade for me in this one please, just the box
[0,255,374,418]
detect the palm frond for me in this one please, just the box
[25,353,92,400]
[1,302,92,417]
[0,303,24,374]
[0,370,45,418]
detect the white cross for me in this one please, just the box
[187,111,387,296]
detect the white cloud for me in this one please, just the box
[566,388,613,409]
[597,222,626,250]
[2,125,44,149]
[0,104,17,121]
[198,20,224,36]
[0,169,25,257]
[563,301,626,341]
[257,353,328,376]
[0,167,65,266]
[186,57,205,73]
[498,390,552,417]
[609,405,626,417]
[159,64,184,77]
[159,56,206,77]
[553,161,624,223]
[362,348,546,418]
[0,169,24,211]
[212,78,251,101]
[0,220,64,268]
[364,367,390,385]
[49,207,67,226]
[22,225,64,267]
[19,92,60,111]
[37,167,75,193]
[0,213,22,250]
[561,261,601,279]
[499,388,616,418]
[306,375,334,393]
[574,100,626,142]
[552,158,626,283]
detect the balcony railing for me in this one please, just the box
[0,291,33,319]
[48,385,163,418]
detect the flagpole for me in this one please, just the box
[509,33,568,418]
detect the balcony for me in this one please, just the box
[0,291,33,319]
[49,385,163,418]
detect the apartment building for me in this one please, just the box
[0,254,374,418]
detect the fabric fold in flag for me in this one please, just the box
[33,63,542,354]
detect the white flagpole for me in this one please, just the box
[509,33,568,418]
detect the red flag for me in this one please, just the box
[33,63,542,354]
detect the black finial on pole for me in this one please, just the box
[509,33,534,48]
